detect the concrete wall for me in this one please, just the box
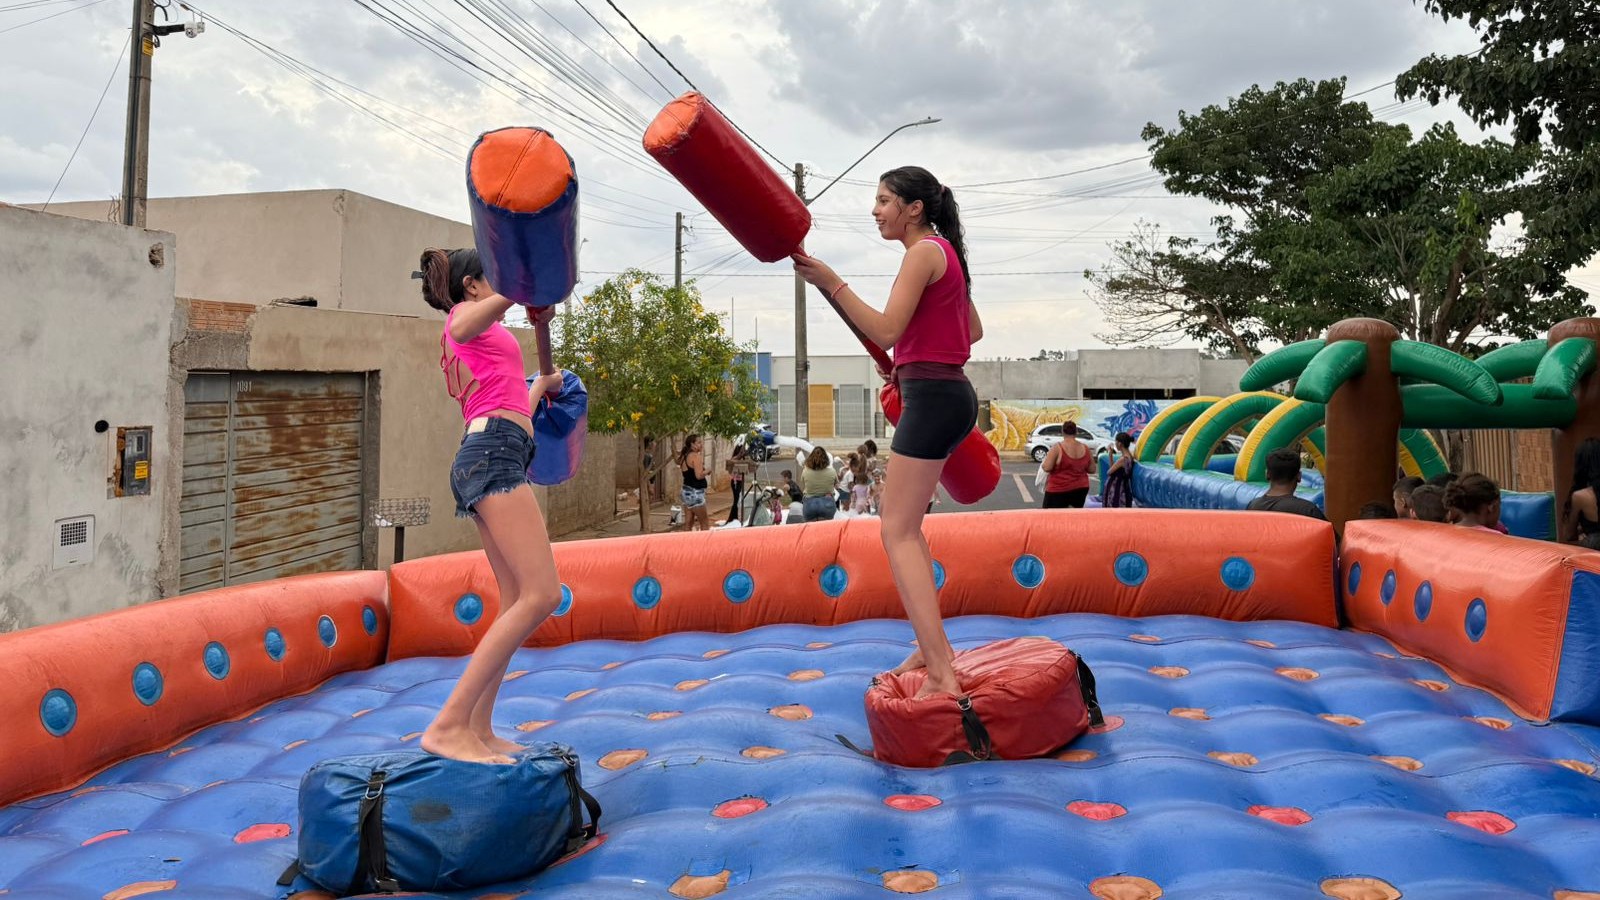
[1079,348,1200,391]
[48,190,473,317]
[0,206,182,631]
[1200,358,1250,396]
[773,351,1244,402]
[178,304,616,563]
[966,360,1079,400]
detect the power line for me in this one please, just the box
[582,268,1090,278]
[42,26,130,209]
[0,0,110,34]
[571,0,672,99]
[600,0,790,170]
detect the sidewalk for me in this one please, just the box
[555,490,739,542]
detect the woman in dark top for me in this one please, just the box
[677,434,710,531]
[1565,438,1600,548]
[1101,431,1135,508]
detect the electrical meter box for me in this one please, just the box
[114,426,153,497]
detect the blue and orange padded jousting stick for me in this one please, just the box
[467,126,588,486]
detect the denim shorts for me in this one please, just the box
[450,417,535,517]
[681,486,707,509]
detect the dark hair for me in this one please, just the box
[863,439,878,457]
[676,433,701,466]
[1265,448,1301,484]
[1062,421,1078,436]
[1358,502,1398,519]
[879,166,970,296]
[1393,476,1424,496]
[1445,472,1499,515]
[1115,432,1133,449]
[805,446,830,470]
[1410,484,1448,522]
[1575,438,1600,493]
[418,247,485,313]
[1426,471,1459,489]
[781,469,793,478]
[732,443,747,459]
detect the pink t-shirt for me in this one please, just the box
[440,306,531,423]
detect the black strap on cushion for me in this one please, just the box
[834,733,874,757]
[275,860,301,888]
[940,695,994,766]
[353,770,400,894]
[559,753,603,855]
[1076,655,1105,727]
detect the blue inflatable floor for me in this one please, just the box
[4,614,1600,899]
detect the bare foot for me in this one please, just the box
[915,674,961,699]
[479,733,525,756]
[421,725,514,764]
[891,648,925,675]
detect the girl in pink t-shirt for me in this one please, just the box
[417,247,564,765]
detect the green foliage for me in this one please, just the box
[1397,0,1600,269]
[552,270,769,446]
[1093,75,1592,360]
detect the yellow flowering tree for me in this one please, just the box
[553,269,769,531]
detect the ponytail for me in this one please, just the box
[932,184,971,297]
[879,166,971,297]
[417,247,486,313]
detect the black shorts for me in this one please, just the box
[890,377,979,461]
[1043,488,1089,509]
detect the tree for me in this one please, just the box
[1086,221,1274,361]
[1397,0,1600,272]
[1297,123,1589,351]
[553,270,770,532]
[1095,76,1590,359]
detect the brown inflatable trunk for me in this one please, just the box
[1324,319,1401,536]
[1548,318,1600,531]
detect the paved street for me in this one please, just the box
[743,455,1066,515]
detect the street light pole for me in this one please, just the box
[791,116,940,440]
[792,163,807,438]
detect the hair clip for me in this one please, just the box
[410,270,424,279]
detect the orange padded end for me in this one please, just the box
[469,128,573,213]
[642,92,704,154]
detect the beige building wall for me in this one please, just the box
[180,302,618,564]
[0,206,183,631]
[46,190,474,316]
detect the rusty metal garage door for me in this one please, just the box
[180,372,367,592]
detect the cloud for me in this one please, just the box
[1,0,1516,360]
[766,0,1478,152]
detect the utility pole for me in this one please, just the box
[120,0,201,228]
[121,0,154,227]
[674,211,684,288]
[792,162,807,439]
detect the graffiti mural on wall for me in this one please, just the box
[985,398,1178,451]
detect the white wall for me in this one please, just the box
[0,206,180,631]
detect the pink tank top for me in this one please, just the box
[892,235,971,369]
[440,306,531,423]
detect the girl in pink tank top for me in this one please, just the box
[791,166,984,699]
[415,247,565,765]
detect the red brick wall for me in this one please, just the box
[184,299,255,333]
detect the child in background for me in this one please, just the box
[869,468,885,515]
[837,452,859,511]
[850,454,871,513]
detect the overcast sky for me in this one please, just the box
[5,0,1597,358]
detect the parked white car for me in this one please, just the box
[1026,423,1111,462]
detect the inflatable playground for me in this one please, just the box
[7,98,1600,900]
